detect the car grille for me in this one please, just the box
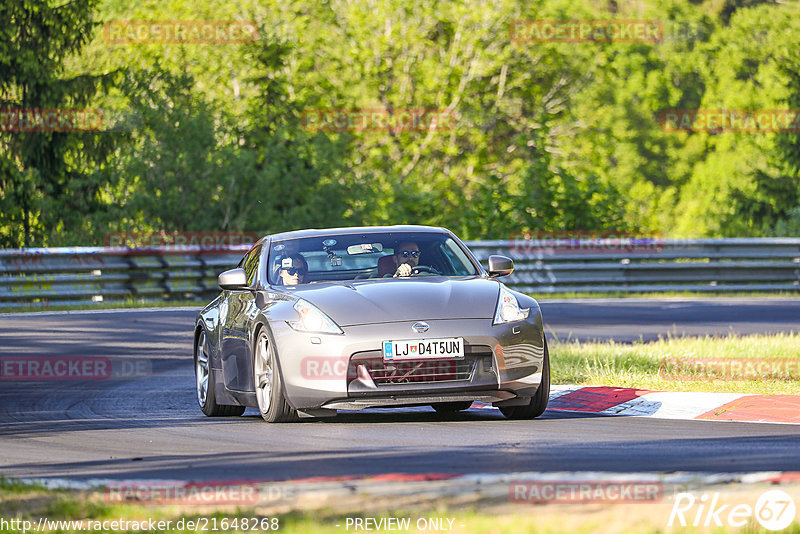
[348,346,492,386]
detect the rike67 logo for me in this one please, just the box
[669,490,796,531]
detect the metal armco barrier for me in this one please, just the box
[473,237,800,294]
[1,238,799,307]
[0,245,250,308]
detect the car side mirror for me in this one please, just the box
[487,255,514,278]
[218,268,249,290]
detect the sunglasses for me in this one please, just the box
[281,267,306,276]
[398,250,420,258]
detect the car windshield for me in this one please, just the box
[267,231,479,285]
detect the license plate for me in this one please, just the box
[382,337,464,360]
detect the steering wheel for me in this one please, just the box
[411,265,441,275]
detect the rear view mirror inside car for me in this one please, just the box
[346,243,384,255]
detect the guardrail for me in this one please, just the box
[0,245,250,308]
[1,238,799,308]
[472,237,800,294]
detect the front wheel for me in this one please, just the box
[195,329,245,417]
[499,336,550,420]
[254,328,298,423]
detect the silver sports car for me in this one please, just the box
[194,225,549,422]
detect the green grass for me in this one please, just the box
[0,477,45,495]
[2,480,799,534]
[550,332,800,394]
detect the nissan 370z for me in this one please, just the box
[194,226,549,422]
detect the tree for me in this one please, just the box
[234,34,355,232]
[105,35,355,236]
[0,0,118,247]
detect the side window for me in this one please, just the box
[242,244,262,286]
[440,240,470,275]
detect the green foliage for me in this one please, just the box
[668,2,800,236]
[2,0,800,245]
[771,207,800,237]
[105,68,244,233]
[0,0,122,247]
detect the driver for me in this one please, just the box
[392,241,420,278]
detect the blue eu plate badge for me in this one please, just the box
[383,341,394,359]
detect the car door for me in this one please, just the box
[221,242,261,392]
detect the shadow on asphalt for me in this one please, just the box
[5,432,800,482]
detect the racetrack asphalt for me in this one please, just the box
[1,298,799,482]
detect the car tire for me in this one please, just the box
[254,327,299,423]
[499,336,550,420]
[431,401,473,413]
[195,329,245,417]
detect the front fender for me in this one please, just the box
[197,295,224,367]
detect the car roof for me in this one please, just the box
[266,225,450,241]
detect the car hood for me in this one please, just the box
[285,277,501,326]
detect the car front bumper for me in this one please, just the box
[270,309,546,411]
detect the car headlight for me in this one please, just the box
[288,299,343,334]
[493,285,530,324]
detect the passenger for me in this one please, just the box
[276,254,309,285]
